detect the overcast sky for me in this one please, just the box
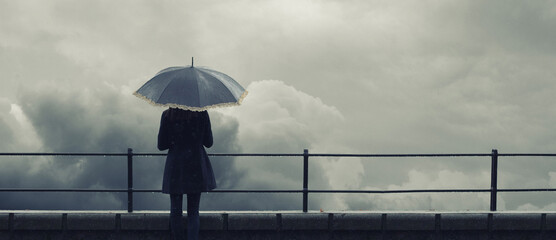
[1,0,556,211]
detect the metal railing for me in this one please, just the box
[2,149,556,212]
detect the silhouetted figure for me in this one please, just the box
[158,108,216,240]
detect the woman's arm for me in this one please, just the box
[157,111,170,151]
[203,111,213,148]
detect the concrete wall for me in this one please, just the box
[1,211,555,240]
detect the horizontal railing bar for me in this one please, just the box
[210,153,304,157]
[2,153,491,157]
[0,189,303,193]
[118,153,306,157]
[498,154,556,157]
[4,188,556,193]
[497,188,556,192]
[211,190,303,193]
[0,153,304,157]
[129,189,305,193]
[307,154,492,157]
[309,189,491,193]
[2,153,556,158]
[0,153,128,156]
[128,153,298,157]
[0,189,129,192]
[128,153,166,157]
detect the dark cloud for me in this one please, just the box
[2,0,556,211]
[3,80,332,211]
[0,84,250,210]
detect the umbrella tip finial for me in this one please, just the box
[191,57,194,68]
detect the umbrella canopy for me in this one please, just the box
[134,65,248,111]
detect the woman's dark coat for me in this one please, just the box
[158,110,216,194]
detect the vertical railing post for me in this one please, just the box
[490,149,498,211]
[127,148,133,213]
[303,149,309,213]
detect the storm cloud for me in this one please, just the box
[2,0,556,211]
[0,79,343,211]
[1,83,245,210]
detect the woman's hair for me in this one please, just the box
[165,108,205,143]
[166,108,199,121]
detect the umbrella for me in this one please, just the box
[133,60,248,111]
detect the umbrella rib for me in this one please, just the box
[134,69,177,103]
[155,70,181,104]
[197,69,237,106]
[197,67,245,99]
[194,67,202,107]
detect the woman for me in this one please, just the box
[158,108,216,240]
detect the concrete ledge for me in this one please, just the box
[120,213,147,230]
[333,213,382,230]
[144,213,170,230]
[119,213,223,231]
[386,213,436,231]
[13,213,62,230]
[228,213,276,230]
[441,213,488,230]
[199,213,224,230]
[2,211,556,240]
[546,213,556,230]
[282,213,329,230]
[492,213,541,231]
[67,213,115,230]
[120,213,170,231]
[0,213,8,230]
